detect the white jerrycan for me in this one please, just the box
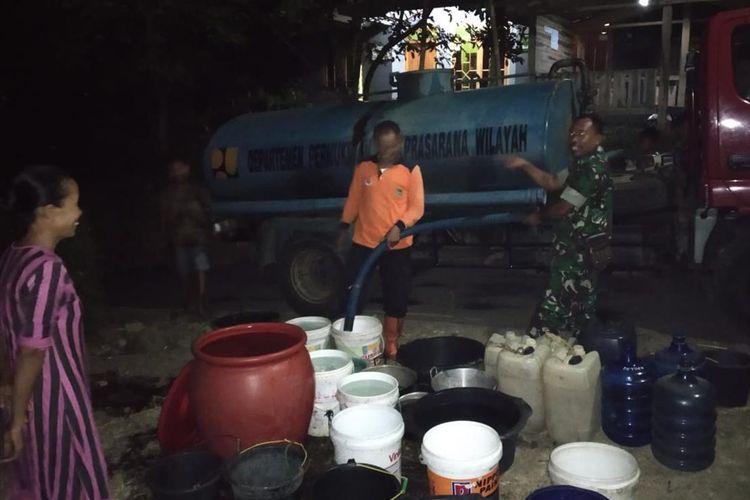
[543,344,601,444]
[497,336,551,434]
[484,330,524,376]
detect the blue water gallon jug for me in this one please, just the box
[651,334,706,380]
[651,357,716,471]
[601,344,653,447]
[579,317,636,367]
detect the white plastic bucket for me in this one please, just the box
[331,405,405,477]
[548,442,640,500]
[332,316,383,366]
[310,349,355,403]
[287,316,332,351]
[308,399,340,437]
[337,372,399,409]
[421,421,503,498]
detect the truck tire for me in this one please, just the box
[278,239,344,317]
[713,236,750,323]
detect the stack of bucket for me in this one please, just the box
[308,350,354,437]
[331,370,405,477]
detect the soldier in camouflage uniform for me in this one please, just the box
[505,114,613,337]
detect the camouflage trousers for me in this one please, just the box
[529,250,598,338]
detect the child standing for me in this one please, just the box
[160,159,212,317]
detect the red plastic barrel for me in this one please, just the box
[191,323,315,459]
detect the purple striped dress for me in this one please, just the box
[0,244,110,500]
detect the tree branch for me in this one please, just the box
[362,1,432,99]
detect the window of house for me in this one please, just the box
[732,25,750,101]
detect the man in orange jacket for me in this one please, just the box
[337,120,425,359]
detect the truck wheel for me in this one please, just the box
[278,239,344,317]
[713,236,750,323]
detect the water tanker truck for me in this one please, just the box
[203,7,750,323]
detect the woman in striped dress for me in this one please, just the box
[0,165,110,499]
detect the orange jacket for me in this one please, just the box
[341,159,425,249]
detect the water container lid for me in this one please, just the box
[158,361,201,454]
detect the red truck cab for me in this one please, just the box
[700,7,750,210]
[692,7,750,322]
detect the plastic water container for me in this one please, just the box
[650,334,706,379]
[337,372,399,409]
[146,449,223,500]
[703,347,750,407]
[226,441,307,500]
[485,331,523,375]
[548,442,640,500]
[579,317,637,367]
[485,332,507,375]
[538,332,572,354]
[497,336,551,434]
[312,461,406,500]
[310,350,355,402]
[331,405,405,477]
[543,345,601,444]
[421,421,502,499]
[308,399,341,437]
[332,316,384,366]
[286,316,332,351]
[601,344,653,447]
[307,349,353,435]
[651,358,717,471]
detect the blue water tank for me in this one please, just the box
[204,73,577,209]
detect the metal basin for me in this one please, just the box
[362,365,418,393]
[398,391,428,409]
[430,367,497,391]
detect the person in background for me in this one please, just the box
[337,121,425,360]
[504,114,613,338]
[160,159,212,317]
[0,165,110,499]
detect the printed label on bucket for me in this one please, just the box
[428,466,499,498]
[361,339,384,361]
[385,451,402,478]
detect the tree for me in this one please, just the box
[359,3,528,97]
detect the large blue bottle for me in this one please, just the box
[652,357,716,471]
[651,334,706,380]
[601,343,653,447]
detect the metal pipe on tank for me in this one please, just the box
[212,187,546,216]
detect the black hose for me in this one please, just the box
[343,212,525,331]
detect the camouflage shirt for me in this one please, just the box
[554,149,613,251]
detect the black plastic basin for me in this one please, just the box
[397,336,484,385]
[403,388,531,473]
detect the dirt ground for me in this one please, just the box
[3,241,748,499]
